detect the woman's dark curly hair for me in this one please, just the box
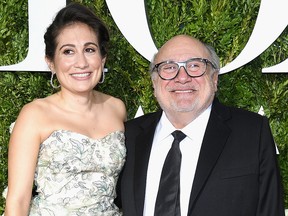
[44,2,109,60]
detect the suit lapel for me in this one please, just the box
[134,111,162,215]
[188,99,232,214]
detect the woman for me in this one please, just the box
[4,3,126,215]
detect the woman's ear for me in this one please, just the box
[101,56,107,68]
[45,57,55,72]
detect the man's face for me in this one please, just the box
[152,35,218,117]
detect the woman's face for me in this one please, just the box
[47,22,105,93]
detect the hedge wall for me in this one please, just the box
[0,0,287,213]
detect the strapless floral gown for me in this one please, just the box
[28,130,126,215]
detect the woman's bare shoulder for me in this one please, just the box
[14,95,58,130]
[20,95,55,114]
[95,91,127,120]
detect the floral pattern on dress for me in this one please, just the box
[28,130,126,216]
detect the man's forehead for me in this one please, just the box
[156,47,209,63]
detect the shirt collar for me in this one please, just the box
[156,105,212,141]
[182,105,212,140]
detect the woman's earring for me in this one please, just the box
[98,68,108,84]
[50,72,60,89]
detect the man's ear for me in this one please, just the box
[151,76,157,97]
[213,72,219,92]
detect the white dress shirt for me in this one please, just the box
[143,106,212,216]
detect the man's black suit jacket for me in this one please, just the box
[116,98,285,216]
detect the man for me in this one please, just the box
[117,35,285,216]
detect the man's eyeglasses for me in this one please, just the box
[152,58,217,80]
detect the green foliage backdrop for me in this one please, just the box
[0,0,287,212]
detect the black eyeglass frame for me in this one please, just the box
[152,57,218,80]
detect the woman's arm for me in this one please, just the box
[4,102,42,215]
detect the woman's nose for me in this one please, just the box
[75,53,88,68]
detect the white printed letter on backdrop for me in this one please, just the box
[0,0,66,72]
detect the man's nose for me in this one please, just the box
[175,66,191,81]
